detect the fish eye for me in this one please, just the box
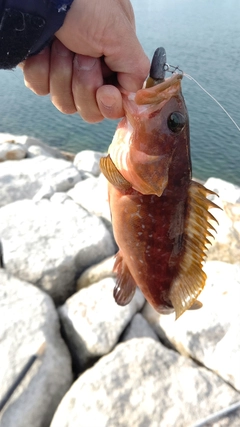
[167,112,186,133]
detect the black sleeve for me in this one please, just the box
[0,0,74,69]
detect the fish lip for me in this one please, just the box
[135,73,183,106]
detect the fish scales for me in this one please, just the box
[100,47,220,319]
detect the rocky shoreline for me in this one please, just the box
[0,133,240,427]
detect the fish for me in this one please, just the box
[100,47,220,319]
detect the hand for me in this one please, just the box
[20,0,150,123]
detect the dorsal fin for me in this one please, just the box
[169,181,221,319]
[100,155,132,190]
[113,251,136,306]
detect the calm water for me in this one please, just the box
[0,0,240,184]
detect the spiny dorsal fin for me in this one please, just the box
[113,251,136,306]
[100,155,132,190]
[169,181,221,319]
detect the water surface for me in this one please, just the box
[0,0,239,184]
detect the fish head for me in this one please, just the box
[108,72,190,196]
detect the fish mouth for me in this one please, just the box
[135,73,183,106]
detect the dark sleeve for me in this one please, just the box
[0,0,74,69]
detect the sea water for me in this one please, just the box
[0,0,239,184]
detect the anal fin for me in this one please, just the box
[113,251,136,306]
[100,155,132,190]
[169,180,220,319]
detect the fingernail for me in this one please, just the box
[75,55,97,71]
[101,95,115,109]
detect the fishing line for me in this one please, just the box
[164,63,240,133]
[184,73,240,132]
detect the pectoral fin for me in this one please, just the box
[113,251,136,306]
[169,181,221,319]
[100,155,132,190]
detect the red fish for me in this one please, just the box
[100,48,219,319]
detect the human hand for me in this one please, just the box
[20,0,150,123]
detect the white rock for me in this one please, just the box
[0,133,29,145]
[58,277,145,370]
[0,155,81,207]
[205,177,240,204]
[27,145,53,158]
[208,201,240,263]
[76,255,115,290]
[50,338,240,427]
[142,261,240,391]
[0,133,66,159]
[0,199,115,303]
[68,174,111,223]
[0,270,72,427]
[73,150,103,176]
[0,142,26,161]
[50,192,72,204]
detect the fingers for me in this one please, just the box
[20,47,50,95]
[96,85,124,120]
[72,56,124,122]
[72,55,104,122]
[50,39,76,114]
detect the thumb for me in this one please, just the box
[104,42,150,93]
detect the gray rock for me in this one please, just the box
[0,142,27,161]
[73,150,103,176]
[142,261,240,391]
[0,270,72,427]
[0,199,115,304]
[76,255,115,290]
[121,313,159,342]
[67,174,111,223]
[58,278,145,371]
[50,338,240,427]
[0,155,81,207]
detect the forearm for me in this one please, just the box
[0,0,74,69]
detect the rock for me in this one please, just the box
[0,199,115,304]
[0,155,81,207]
[121,313,159,342]
[68,174,111,223]
[192,405,240,427]
[73,150,103,176]
[27,145,54,158]
[58,278,145,371]
[0,142,27,161]
[0,133,30,146]
[0,133,67,159]
[76,255,115,290]
[50,192,72,204]
[50,338,240,427]
[205,177,240,204]
[207,201,240,263]
[142,261,240,391]
[0,270,72,427]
